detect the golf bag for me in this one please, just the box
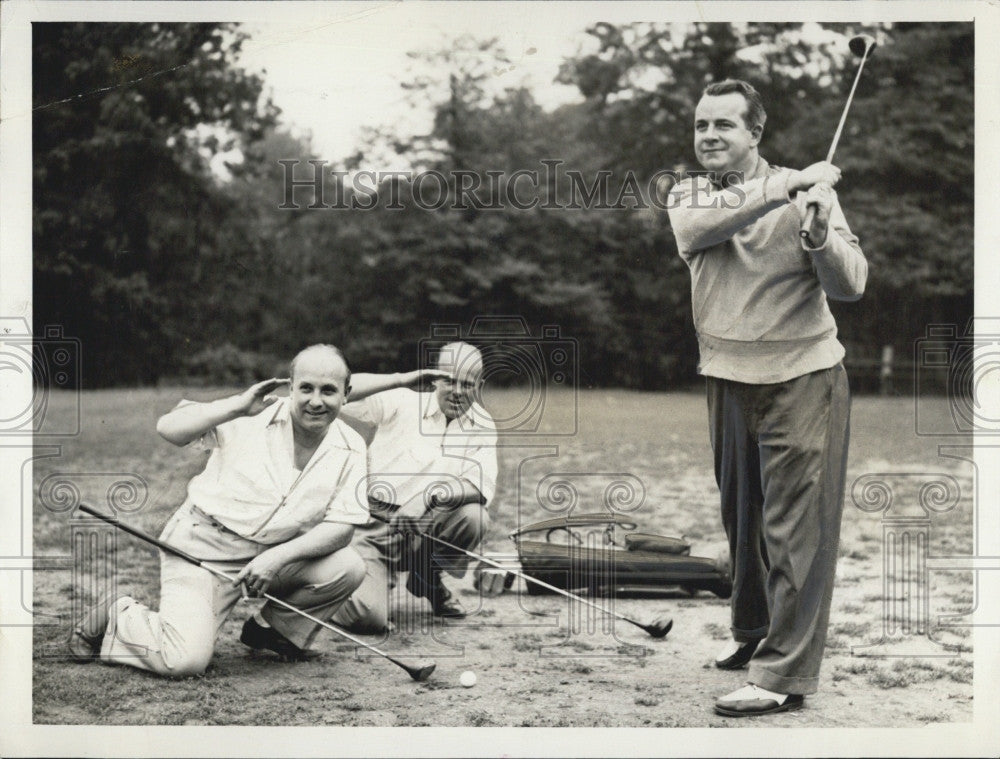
[502,513,732,598]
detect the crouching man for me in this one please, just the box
[69,344,369,676]
[332,341,498,631]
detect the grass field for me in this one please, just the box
[31,387,975,726]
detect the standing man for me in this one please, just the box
[69,344,369,676]
[332,342,498,632]
[666,80,867,716]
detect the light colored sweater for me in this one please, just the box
[667,158,868,384]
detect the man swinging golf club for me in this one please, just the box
[69,345,371,676]
[666,76,868,716]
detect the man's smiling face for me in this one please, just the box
[289,349,350,437]
[694,92,762,176]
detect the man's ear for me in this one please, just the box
[750,123,764,146]
[344,383,352,401]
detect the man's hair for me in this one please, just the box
[289,344,351,385]
[702,79,767,131]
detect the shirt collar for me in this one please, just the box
[421,391,492,431]
[422,391,447,421]
[266,397,291,426]
[266,397,358,451]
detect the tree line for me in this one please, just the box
[33,22,973,390]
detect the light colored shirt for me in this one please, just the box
[183,398,369,543]
[340,389,498,511]
[667,158,868,384]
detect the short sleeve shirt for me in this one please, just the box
[184,398,369,543]
[341,389,498,510]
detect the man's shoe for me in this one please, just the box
[429,581,466,618]
[714,683,804,717]
[714,639,760,670]
[68,594,117,662]
[405,571,466,618]
[240,617,321,662]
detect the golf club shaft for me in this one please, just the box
[371,511,653,634]
[800,43,873,241]
[77,503,433,680]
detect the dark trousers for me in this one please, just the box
[707,364,851,695]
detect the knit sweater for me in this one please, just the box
[667,158,868,384]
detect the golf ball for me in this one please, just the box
[460,670,477,688]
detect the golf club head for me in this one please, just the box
[408,660,437,681]
[642,616,674,639]
[849,34,877,58]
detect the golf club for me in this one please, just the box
[800,33,877,244]
[371,511,674,639]
[77,503,436,681]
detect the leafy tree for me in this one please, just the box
[33,22,279,385]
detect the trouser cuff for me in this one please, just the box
[748,665,819,696]
[732,624,769,643]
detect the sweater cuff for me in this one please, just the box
[764,170,793,206]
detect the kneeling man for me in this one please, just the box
[70,344,369,676]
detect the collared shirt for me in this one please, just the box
[339,389,498,511]
[183,398,369,544]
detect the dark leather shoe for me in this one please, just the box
[714,684,804,717]
[405,570,466,618]
[429,581,466,618]
[714,639,760,670]
[240,617,321,662]
[68,594,117,662]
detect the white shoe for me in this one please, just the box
[715,683,804,717]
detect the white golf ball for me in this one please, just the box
[460,670,477,688]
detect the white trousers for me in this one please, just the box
[100,504,366,677]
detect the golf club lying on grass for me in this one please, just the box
[800,33,878,244]
[77,503,436,682]
[371,510,674,639]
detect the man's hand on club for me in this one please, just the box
[789,161,841,194]
[800,182,837,247]
[235,377,290,417]
[235,548,287,597]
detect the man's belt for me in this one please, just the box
[190,504,243,536]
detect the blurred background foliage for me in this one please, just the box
[33,22,973,390]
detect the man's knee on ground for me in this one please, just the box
[162,647,213,678]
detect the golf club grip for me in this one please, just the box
[78,503,204,567]
[800,204,817,241]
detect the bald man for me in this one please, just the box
[332,342,498,631]
[68,345,369,676]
